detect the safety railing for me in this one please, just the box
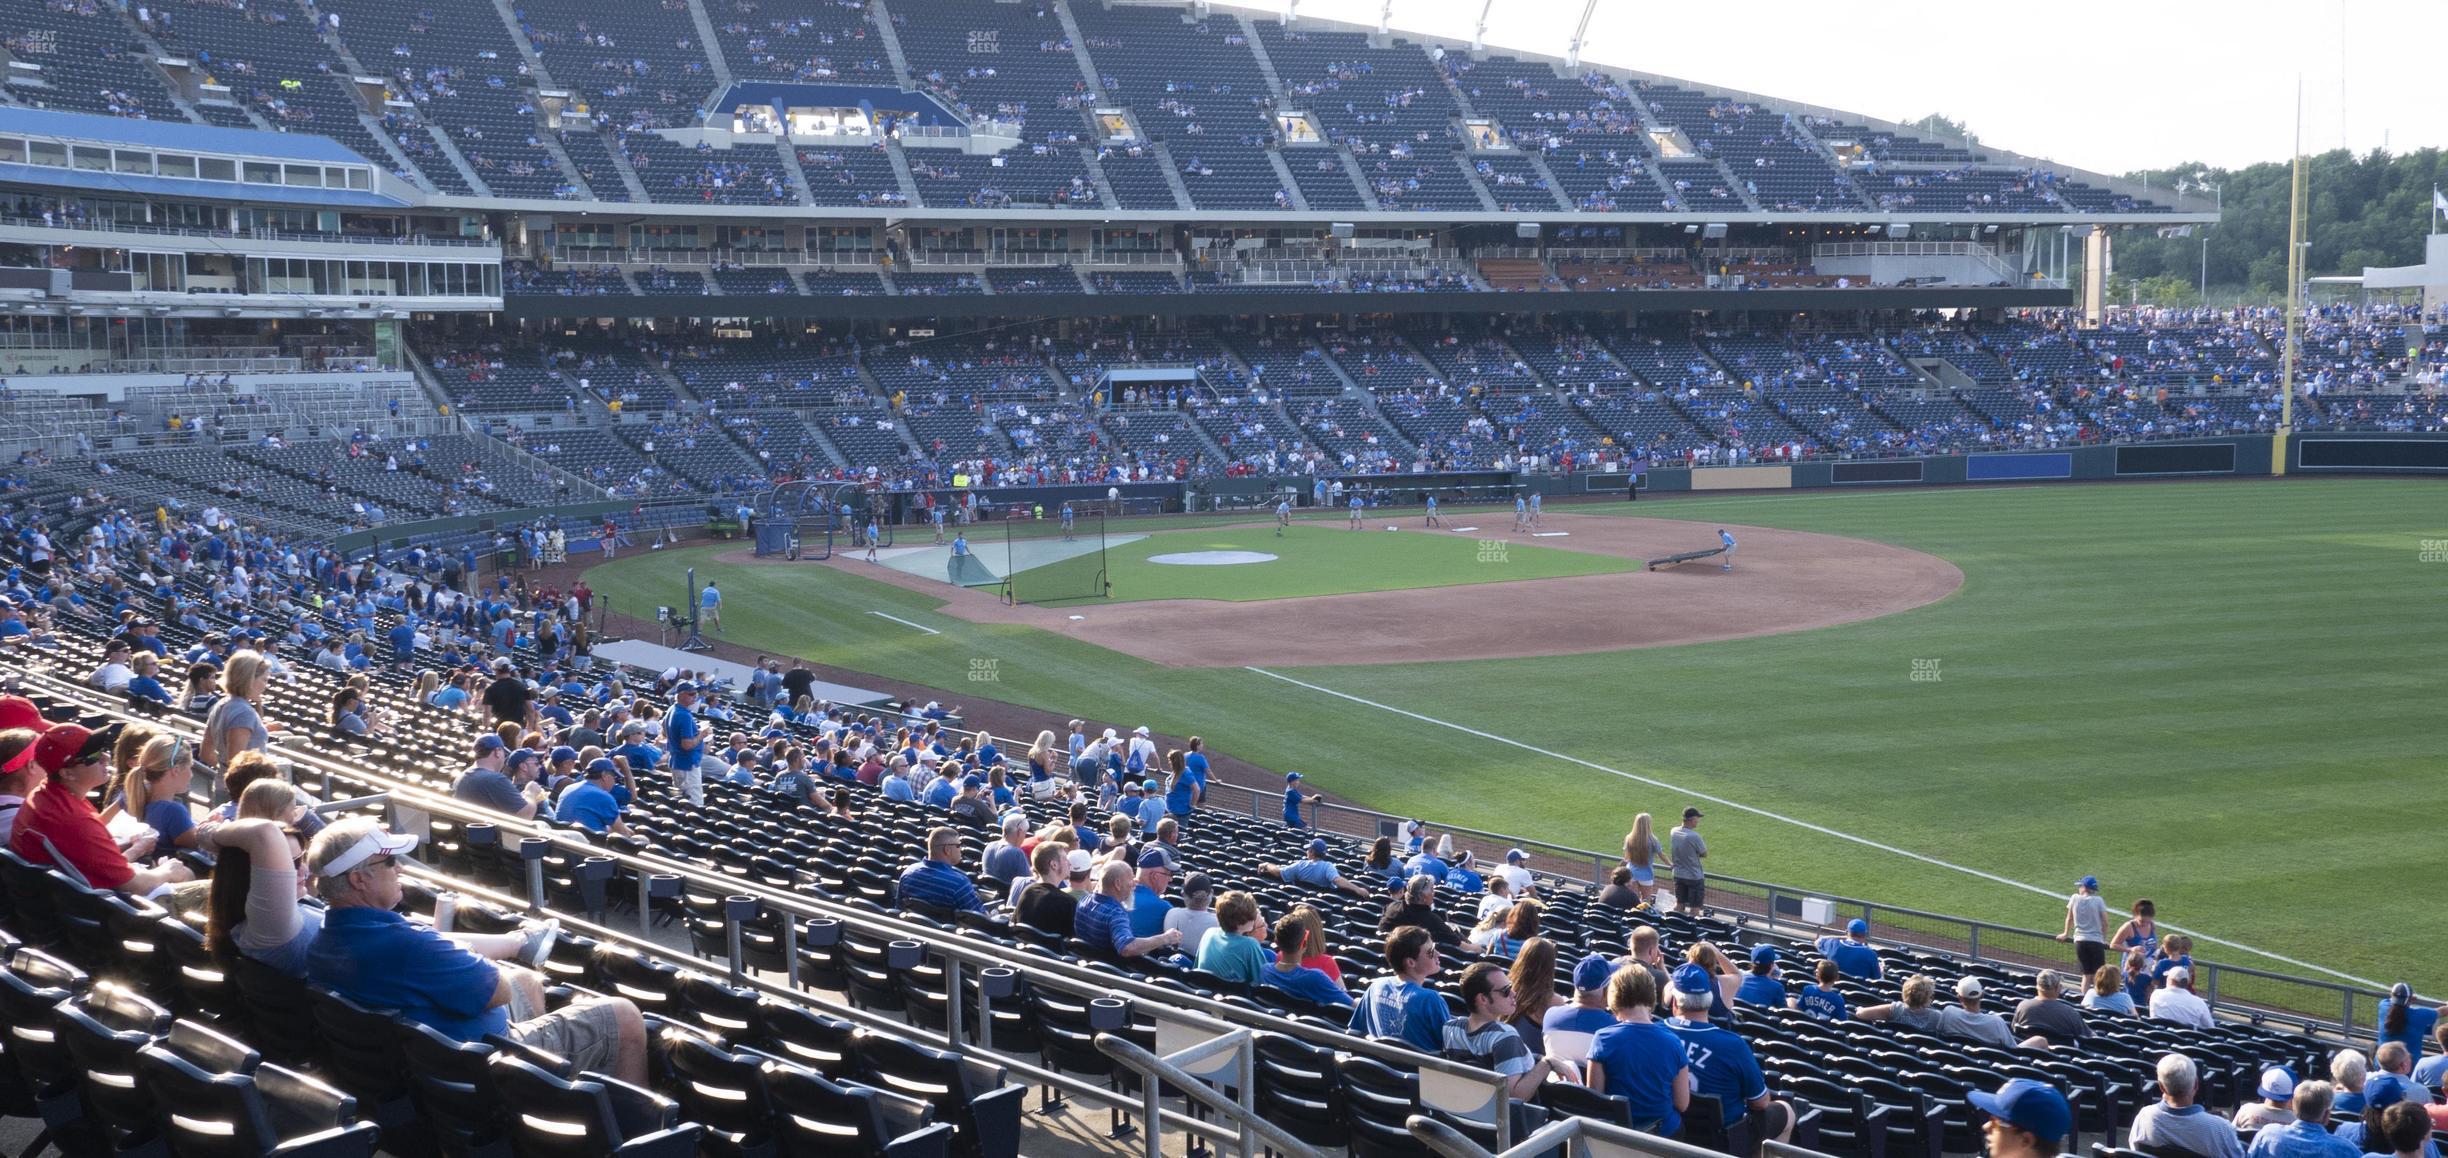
[1409,1107,1735,1158]
[1178,770,2393,1039]
[46,657,1525,1155]
[0,214,494,247]
[7,662,1513,1158]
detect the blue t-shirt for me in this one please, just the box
[557,782,621,834]
[2332,1122,2440,1158]
[2377,1000,2440,1057]
[1734,974,1787,1008]
[609,741,662,771]
[1282,859,1343,890]
[1182,752,1209,794]
[1349,977,1449,1053]
[1164,779,1196,816]
[1258,964,1353,1008]
[664,706,702,771]
[1589,1020,1688,1135]
[881,777,915,802]
[1404,853,1449,884]
[2245,1121,2361,1158]
[307,907,505,1042]
[141,798,194,846]
[1282,786,1307,827]
[1816,937,1885,979]
[1799,984,1849,1021]
[452,766,527,815]
[1129,884,1173,938]
[923,779,957,809]
[1667,1017,1768,1118]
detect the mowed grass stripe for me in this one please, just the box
[586,479,2447,993]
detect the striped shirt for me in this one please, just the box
[897,859,983,914]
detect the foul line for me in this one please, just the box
[1244,666,2383,990]
[865,611,941,635]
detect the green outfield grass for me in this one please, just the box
[584,479,2448,997]
[1012,523,1636,605]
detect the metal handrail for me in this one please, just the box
[1408,1110,1740,1158]
[0,215,493,248]
[10,664,1518,1118]
[1096,1032,1324,1158]
[4,669,1321,1156]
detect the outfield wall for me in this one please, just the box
[1574,432,2448,496]
[348,433,2447,558]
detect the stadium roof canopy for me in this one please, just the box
[0,107,370,166]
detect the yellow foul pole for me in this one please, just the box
[2275,82,2305,475]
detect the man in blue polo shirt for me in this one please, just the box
[304,818,647,1084]
[664,682,706,806]
[895,827,984,915]
[1260,837,1371,898]
[557,759,629,838]
[1282,771,1318,827]
[1816,919,1886,979]
[1668,970,1796,1145]
[1075,861,1183,961]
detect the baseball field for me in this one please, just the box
[582,477,2446,996]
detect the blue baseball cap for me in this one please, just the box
[675,681,701,693]
[1284,772,1301,781]
[1136,848,1177,872]
[1749,944,1780,965]
[1574,955,1617,992]
[474,735,506,756]
[1307,837,1329,856]
[549,746,578,764]
[962,774,984,789]
[505,747,539,770]
[1969,1079,2072,1144]
[1142,779,1160,793]
[1670,964,1715,996]
[2365,1072,2419,1110]
[1848,918,1870,936]
[2076,875,2099,891]
[584,757,619,778]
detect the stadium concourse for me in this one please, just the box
[0,460,2441,1158]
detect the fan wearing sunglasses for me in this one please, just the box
[303,818,649,1086]
[1445,961,1580,1100]
[8,720,195,895]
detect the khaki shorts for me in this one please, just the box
[508,995,625,1076]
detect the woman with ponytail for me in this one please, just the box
[120,733,200,850]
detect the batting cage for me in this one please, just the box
[751,481,892,560]
[994,500,1111,605]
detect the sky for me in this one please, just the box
[1257,0,2448,178]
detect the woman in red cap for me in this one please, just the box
[9,719,195,895]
